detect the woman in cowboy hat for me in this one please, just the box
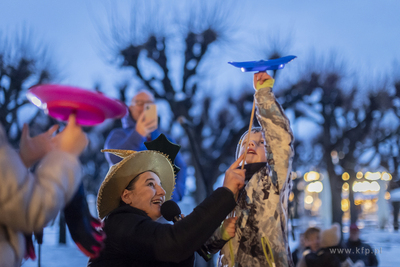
[88,134,245,267]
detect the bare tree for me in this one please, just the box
[277,54,398,228]
[95,1,248,205]
[96,1,400,252]
[0,27,58,147]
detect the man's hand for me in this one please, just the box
[54,114,88,156]
[19,123,59,168]
[253,71,274,91]
[135,111,157,137]
[223,154,246,195]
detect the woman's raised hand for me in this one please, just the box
[223,154,246,195]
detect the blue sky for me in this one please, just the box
[1,0,399,100]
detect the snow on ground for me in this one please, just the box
[355,228,400,267]
[21,196,400,267]
[290,217,400,267]
[22,225,400,267]
[21,223,89,267]
[20,195,196,267]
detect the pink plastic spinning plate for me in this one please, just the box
[27,84,127,126]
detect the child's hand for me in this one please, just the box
[53,114,88,156]
[253,71,274,90]
[19,123,59,168]
[221,216,238,241]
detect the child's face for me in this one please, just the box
[305,232,321,252]
[238,131,266,164]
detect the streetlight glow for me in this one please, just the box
[307,181,323,193]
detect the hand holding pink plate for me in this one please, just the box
[27,84,127,126]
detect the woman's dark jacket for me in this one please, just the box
[88,187,236,267]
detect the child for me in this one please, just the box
[296,227,320,267]
[304,227,321,253]
[0,114,88,266]
[216,72,294,267]
[299,224,353,267]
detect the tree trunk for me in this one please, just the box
[327,163,343,227]
[59,212,66,244]
[347,170,358,224]
[330,177,343,225]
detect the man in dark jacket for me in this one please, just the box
[345,224,378,267]
[104,90,187,202]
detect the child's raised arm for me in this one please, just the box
[253,71,294,190]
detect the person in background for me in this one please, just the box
[104,89,187,202]
[0,114,88,267]
[292,233,306,266]
[305,223,352,267]
[388,178,400,231]
[304,227,321,253]
[296,227,321,267]
[345,223,378,267]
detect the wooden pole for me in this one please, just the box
[228,92,257,267]
[241,99,256,170]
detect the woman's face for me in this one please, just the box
[238,131,266,164]
[122,171,166,220]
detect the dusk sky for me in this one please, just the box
[3,4,399,267]
[1,0,399,100]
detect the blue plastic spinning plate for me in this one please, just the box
[228,55,297,72]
